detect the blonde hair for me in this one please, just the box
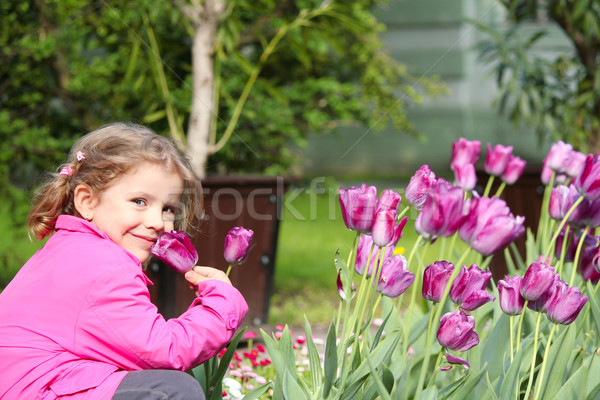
[28,122,202,240]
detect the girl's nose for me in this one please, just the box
[145,208,165,231]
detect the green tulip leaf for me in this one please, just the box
[283,369,309,400]
[445,366,488,399]
[212,327,247,383]
[538,324,575,400]
[364,357,392,400]
[240,382,271,400]
[303,316,323,389]
[585,382,600,400]
[323,322,338,398]
[586,281,600,335]
[498,344,523,400]
[480,313,510,381]
[260,329,287,380]
[484,372,500,400]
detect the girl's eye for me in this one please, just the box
[133,199,146,206]
[163,206,177,221]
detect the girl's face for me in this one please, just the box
[89,162,184,263]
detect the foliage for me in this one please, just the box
[475,0,600,152]
[211,140,600,399]
[1,0,446,208]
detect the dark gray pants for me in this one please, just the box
[112,370,205,400]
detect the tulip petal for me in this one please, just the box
[445,350,471,369]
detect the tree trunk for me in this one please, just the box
[183,0,226,179]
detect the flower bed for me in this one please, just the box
[196,139,600,399]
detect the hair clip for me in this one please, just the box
[59,166,73,176]
[76,151,86,162]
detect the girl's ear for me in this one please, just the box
[74,184,96,221]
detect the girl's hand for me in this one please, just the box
[184,266,232,287]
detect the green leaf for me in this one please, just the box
[498,345,523,400]
[538,324,575,400]
[323,322,338,398]
[283,369,309,400]
[447,366,488,399]
[586,281,600,335]
[364,358,392,400]
[304,316,323,389]
[585,382,600,400]
[241,382,271,400]
[480,313,510,382]
[212,327,247,383]
[484,372,500,400]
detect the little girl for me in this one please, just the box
[0,123,248,399]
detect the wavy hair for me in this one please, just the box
[28,122,203,240]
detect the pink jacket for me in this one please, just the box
[0,215,248,399]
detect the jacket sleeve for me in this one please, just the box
[74,262,248,371]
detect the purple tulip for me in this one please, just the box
[151,230,199,274]
[498,275,525,315]
[545,141,574,172]
[520,262,557,301]
[355,234,394,277]
[422,260,454,303]
[375,254,415,298]
[415,180,469,239]
[574,154,600,201]
[449,264,495,311]
[451,138,481,171]
[580,245,600,282]
[549,185,582,221]
[371,212,407,247]
[339,184,378,233]
[376,189,402,214]
[541,161,554,185]
[437,310,479,352]
[445,350,471,369]
[224,226,254,265]
[527,274,560,312]
[582,199,600,228]
[453,162,477,191]
[545,280,587,324]
[566,151,586,177]
[502,155,526,184]
[458,196,525,257]
[405,165,437,210]
[485,143,513,176]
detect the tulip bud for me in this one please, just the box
[520,262,557,301]
[150,230,199,274]
[485,143,513,176]
[566,151,586,177]
[224,226,254,265]
[449,264,495,311]
[574,154,600,201]
[458,196,525,257]
[375,254,414,298]
[498,275,525,315]
[545,141,574,172]
[405,165,437,210]
[450,138,481,171]
[371,210,397,247]
[453,162,477,191]
[501,155,526,185]
[355,234,393,277]
[422,260,454,303]
[579,245,600,282]
[545,281,587,324]
[339,183,378,233]
[437,310,479,352]
[376,189,402,214]
[415,180,469,239]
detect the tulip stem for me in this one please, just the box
[533,323,558,400]
[427,349,444,387]
[523,312,543,400]
[555,225,570,276]
[483,175,495,198]
[225,264,232,277]
[537,172,555,249]
[398,205,410,221]
[515,300,528,354]
[543,195,584,259]
[402,237,429,359]
[494,181,507,198]
[509,315,514,363]
[414,246,471,400]
[568,226,589,286]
